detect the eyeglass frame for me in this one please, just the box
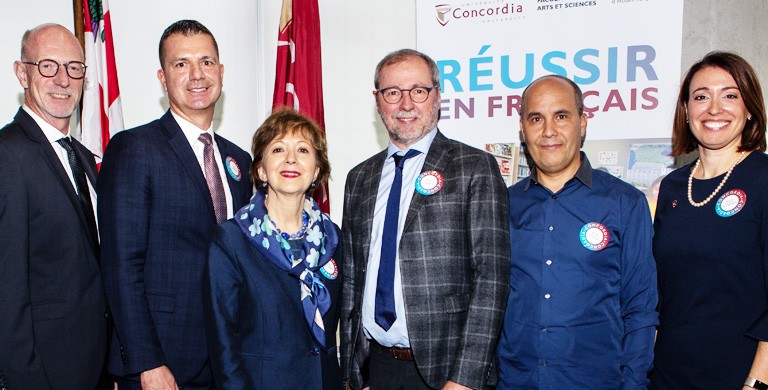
[21,59,87,80]
[375,85,439,104]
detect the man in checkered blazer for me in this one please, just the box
[340,49,510,390]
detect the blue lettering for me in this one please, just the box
[500,54,534,89]
[607,47,618,83]
[573,48,600,84]
[438,60,463,92]
[627,45,657,82]
[469,45,493,91]
[542,51,567,77]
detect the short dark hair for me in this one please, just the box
[374,49,441,90]
[250,108,330,194]
[671,51,766,156]
[158,20,219,67]
[520,74,584,116]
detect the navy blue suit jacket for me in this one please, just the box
[97,111,252,384]
[0,108,109,389]
[203,221,343,390]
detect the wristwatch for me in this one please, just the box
[745,376,768,390]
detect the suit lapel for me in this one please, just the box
[14,109,99,254]
[249,243,307,329]
[160,111,217,223]
[402,131,453,233]
[359,151,387,264]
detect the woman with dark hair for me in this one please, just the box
[203,109,342,389]
[651,51,768,389]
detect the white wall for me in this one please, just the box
[0,0,764,222]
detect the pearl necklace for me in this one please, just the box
[687,151,746,207]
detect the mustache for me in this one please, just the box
[393,112,421,119]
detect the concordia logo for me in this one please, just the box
[435,4,452,26]
[434,2,524,26]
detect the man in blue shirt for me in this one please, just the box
[497,75,658,389]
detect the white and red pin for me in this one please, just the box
[320,259,338,280]
[225,156,242,181]
[715,189,746,217]
[579,222,610,251]
[415,170,444,196]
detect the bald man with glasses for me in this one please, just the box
[0,23,109,389]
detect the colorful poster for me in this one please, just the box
[417,0,684,148]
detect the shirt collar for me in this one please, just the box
[525,151,593,191]
[386,127,438,159]
[22,105,71,143]
[171,110,214,145]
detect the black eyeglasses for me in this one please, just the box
[375,86,438,104]
[22,59,87,79]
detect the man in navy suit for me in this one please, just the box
[98,20,252,389]
[0,24,109,389]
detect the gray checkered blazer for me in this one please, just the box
[340,131,510,389]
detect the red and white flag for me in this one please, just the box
[80,0,123,158]
[272,0,329,213]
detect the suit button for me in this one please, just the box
[103,311,110,318]
[311,347,320,356]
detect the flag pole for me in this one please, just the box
[73,0,85,50]
[73,0,85,138]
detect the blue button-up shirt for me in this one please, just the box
[498,154,658,390]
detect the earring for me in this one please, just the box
[748,114,752,121]
[685,118,689,123]
[262,181,268,188]
[310,181,317,189]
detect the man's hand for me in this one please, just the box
[140,366,178,390]
[443,380,472,390]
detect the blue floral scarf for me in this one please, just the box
[234,189,338,347]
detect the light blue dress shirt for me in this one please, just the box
[362,128,437,348]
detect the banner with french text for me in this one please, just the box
[417,0,683,189]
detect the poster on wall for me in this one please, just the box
[417,0,683,185]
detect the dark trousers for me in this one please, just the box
[369,343,433,390]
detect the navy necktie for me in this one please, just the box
[57,138,99,251]
[375,149,420,331]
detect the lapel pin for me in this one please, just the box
[415,170,444,196]
[225,156,242,181]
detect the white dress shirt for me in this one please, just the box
[171,111,234,219]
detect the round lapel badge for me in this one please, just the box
[225,156,242,181]
[579,222,610,251]
[415,170,444,196]
[715,189,746,217]
[320,259,338,280]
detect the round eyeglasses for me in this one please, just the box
[376,86,438,104]
[22,59,87,80]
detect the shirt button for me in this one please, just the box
[540,359,548,366]
[541,327,548,333]
[546,259,552,265]
[311,347,320,356]
[544,293,551,299]
[548,226,554,231]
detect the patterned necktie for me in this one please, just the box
[375,149,421,331]
[198,133,227,223]
[57,138,99,250]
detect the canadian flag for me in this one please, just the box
[80,0,123,159]
[272,0,329,213]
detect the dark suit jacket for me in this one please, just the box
[203,221,343,389]
[340,131,510,389]
[97,110,252,385]
[0,108,109,389]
